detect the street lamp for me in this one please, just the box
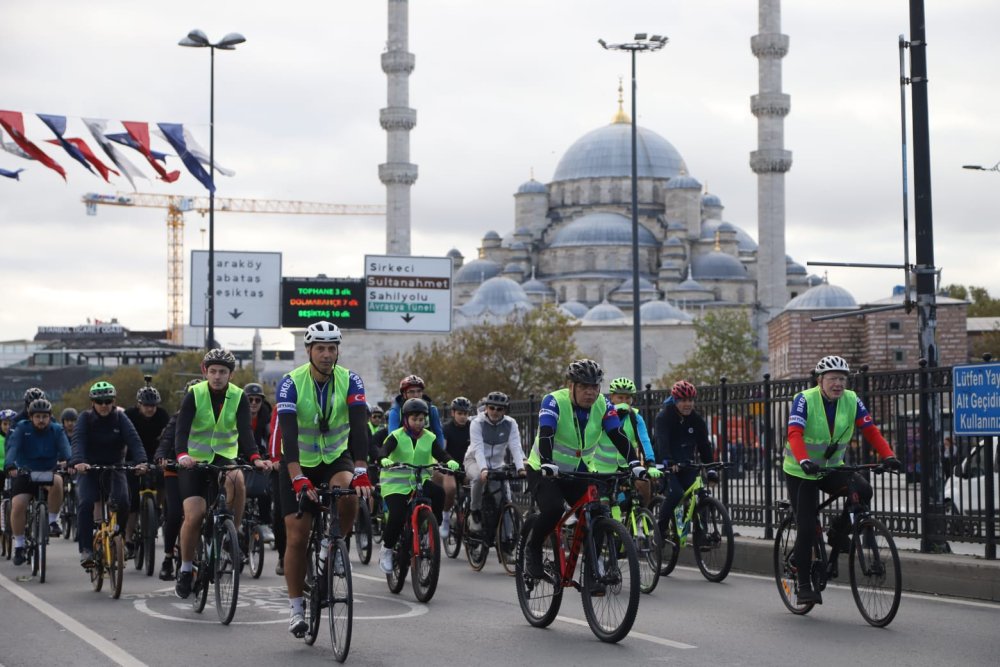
[599,33,668,387]
[962,162,1000,172]
[179,29,246,350]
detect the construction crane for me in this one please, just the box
[83,192,385,341]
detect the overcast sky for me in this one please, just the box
[2,1,997,351]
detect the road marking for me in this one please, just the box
[555,616,696,649]
[0,571,147,667]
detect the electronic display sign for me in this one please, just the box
[281,278,366,329]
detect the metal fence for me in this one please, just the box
[498,363,997,558]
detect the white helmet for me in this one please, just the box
[304,321,342,345]
[815,355,850,375]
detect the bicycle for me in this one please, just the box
[774,463,902,627]
[58,471,77,541]
[295,484,356,662]
[353,490,373,565]
[9,469,56,582]
[463,465,522,575]
[240,493,268,579]
[515,470,641,644]
[382,463,445,603]
[612,473,662,594]
[85,464,137,598]
[132,470,158,577]
[444,469,467,560]
[657,461,734,583]
[1,483,11,559]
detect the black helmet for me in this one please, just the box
[136,386,162,406]
[203,348,236,371]
[566,358,603,385]
[243,382,264,397]
[450,396,473,412]
[401,398,429,418]
[23,387,46,405]
[485,391,510,408]
[60,407,79,422]
[28,398,52,415]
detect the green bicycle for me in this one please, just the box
[611,474,662,594]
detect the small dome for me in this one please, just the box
[582,301,627,323]
[665,174,702,190]
[460,277,533,317]
[550,213,657,248]
[701,219,757,252]
[691,251,749,280]
[664,237,684,246]
[559,300,588,318]
[717,221,736,233]
[702,192,722,208]
[503,262,524,274]
[517,179,548,194]
[446,247,463,259]
[552,122,686,181]
[640,300,693,323]
[483,230,501,241]
[454,258,502,285]
[521,278,554,294]
[613,276,658,295]
[784,282,857,310]
[786,259,807,276]
[514,226,532,237]
[503,239,528,250]
[666,220,686,231]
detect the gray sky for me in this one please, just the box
[2,0,997,351]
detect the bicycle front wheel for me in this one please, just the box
[849,517,902,627]
[630,508,662,594]
[773,514,814,615]
[581,516,640,643]
[91,532,105,592]
[141,496,157,577]
[328,538,353,663]
[693,497,734,582]
[109,535,125,599]
[192,534,210,613]
[214,518,241,625]
[354,500,373,565]
[410,506,440,603]
[34,505,48,583]
[658,511,681,577]
[445,500,464,559]
[248,524,265,579]
[514,513,563,628]
[496,503,522,576]
[61,493,77,541]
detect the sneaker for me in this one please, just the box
[797,584,823,605]
[826,558,839,580]
[469,511,483,533]
[524,543,545,579]
[332,551,347,577]
[379,546,394,574]
[124,541,135,560]
[175,570,193,599]
[259,525,275,543]
[13,547,26,566]
[48,521,62,538]
[275,558,285,576]
[439,516,450,540]
[79,549,94,568]
[357,532,369,550]
[159,557,175,581]
[288,611,308,638]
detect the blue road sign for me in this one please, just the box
[953,363,1000,436]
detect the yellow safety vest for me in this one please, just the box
[188,381,242,462]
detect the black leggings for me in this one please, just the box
[525,468,591,551]
[382,481,444,550]
[161,475,182,557]
[786,471,872,584]
[270,470,286,559]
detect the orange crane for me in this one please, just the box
[83,192,384,341]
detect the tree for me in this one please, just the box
[944,284,1000,317]
[57,366,148,415]
[971,321,1000,362]
[378,304,580,404]
[655,310,761,387]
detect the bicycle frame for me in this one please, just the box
[552,482,607,588]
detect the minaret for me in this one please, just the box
[750,0,791,353]
[379,0,418,255]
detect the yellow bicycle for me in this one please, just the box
[86,464,137,599]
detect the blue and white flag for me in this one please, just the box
[157,123,215,193]
[0,167,24,180]
[37,114,95,175]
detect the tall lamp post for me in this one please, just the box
[599,33,668,386]
[179,29,246,350]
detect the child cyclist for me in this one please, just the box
[377,398,460,573]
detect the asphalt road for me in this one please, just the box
[1,535,997,666]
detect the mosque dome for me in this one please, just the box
[664,237,684,247]
[640,300,694,323]
[521,278,554,295]
[446,248,463,259]
[784,281,857,310]
[702,192,722,208]
[665,174,702,190]
[558,300,588,319]
[517,179,548,194]
[460,277,533,317]
[582,301,627,323]
[612,276,659,297]
[550,212,657,248]
[503,262,524,274]
[701,219,758,252]
[786,259,807,276]
[691,251,749,280]
[552,121,686,182]
[454,258,502,284]
[483,230,501,241]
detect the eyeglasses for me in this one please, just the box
[486,405,505,412]
[371,414,383,420]
[247,397,263,404]
[94,399,114,406]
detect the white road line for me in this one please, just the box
[0,571,147,667]
[555,616,697,649]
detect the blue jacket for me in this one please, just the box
[387,393,446,449]
[4,420,71,472]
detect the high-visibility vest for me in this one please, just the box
[783,386,857,480]
[590,403,636,472]
[527,388,605,473]
[380,427,436,497]
[288,363,351,467]
[188,381,242,462]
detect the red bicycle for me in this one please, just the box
[382,463,447,603]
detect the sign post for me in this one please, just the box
[364,255,452,332]
[190,250,281,329]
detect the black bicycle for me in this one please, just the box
[1,482,12,559]
[241,494,268,579]
[353,492,373,565]
[132,470,158,577]
[463,465,522,575]
[58,471,77,541]
[774,463,902,627]
[13,469,55,583]
[444,469,467,560]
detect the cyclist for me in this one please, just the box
[523,359,643,579]
[369,404,385,436]
[15,387,46,426]
[593,377,661,506]
[3,398,70,566]
[785,355,902,604]
[377,397,460,573]
[275,321,372,637]
[654,380,715,542]
[243,382,275,543]
[266,404,287,576]
[173,349,271,599]
[465,392,525,532]
[387,375,455,537]
[60,408,79,439]
[124,384,170,558]
[444,396,473,464]
[0,409,15,464]
[71,381,148,567]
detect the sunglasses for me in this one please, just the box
[371,414,383,420]
[247,397,263,404]
[486,405,506,411]
[94,399,114,406]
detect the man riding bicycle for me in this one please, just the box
[784,355,902,604]
[465,391,526,532]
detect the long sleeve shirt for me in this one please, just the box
[786,392,892,462]
[654,399,713,466]
[173,388,257,461]
[71,408,146,466]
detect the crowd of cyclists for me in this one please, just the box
[0,318,905,643]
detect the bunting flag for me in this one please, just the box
[0,167,24,180]
[155,124,234,177]
[106,132,170,162]
[0,128,33,160]
[0,110,66,179]
[37,114,95,175]
[50,137,120,182]
[157,123,214,193]
[121,121,180,182]
[83,118,147,190]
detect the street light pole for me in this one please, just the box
[179,29,246,350]
[963,162,1000,173]
[599,33,668,386]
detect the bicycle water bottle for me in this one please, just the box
[675,507,689,537]
[320,537,330,561]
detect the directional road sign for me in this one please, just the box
[190,250,282,328]
[364,255,452,332]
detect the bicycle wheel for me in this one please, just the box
[302,543,320,645]
[496,503,522,576]
[849,516,902,627]
[61,493,76,541]
[630,508,662,594]
[91,533,105,592]
[773,514,814,615]
[35,506,48,583]
[133,521,145,572]
[214,518,241,625]
[514,513,563,628]
[580,516,640,643]
[328,538,353,663]
[693,497,734,583]
[109,535,125,599]
[386,535,408,594]
[354,500,373,565]
[464,511,488,571]
[411,506,440,603]
[248,524,265,579]
[142,496,157,576]
[658,511,681,577]
[192,534,209,613]
[0,501,10,558]
[445,499,464,559]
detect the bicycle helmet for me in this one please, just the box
[304,320,342,345]
[401,397,429,418]
[815,355,850,376]
[370,404,384,416]
[59,407,79,422]
[136,386,161,405]
[566,358,603,385]
[23,387,46,405]
[0,409,18,422]
[89,381,117,401]
[484,391,509,408]
[28,398,52,415]
[202,348,236,371]
[243,382,264,397]
[671,380,697,400]
[608,377,637,395]
[399,375,425,393]
[450,396,473,412]
[184,378,202,392]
